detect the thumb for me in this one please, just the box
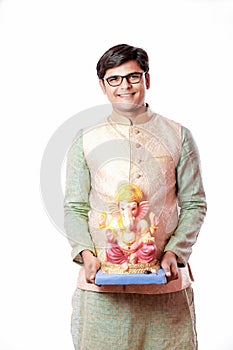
[161,261,171,277]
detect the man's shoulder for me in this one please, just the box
[82,118,108,134]
[150,112,182,137]
[154,112,182,129]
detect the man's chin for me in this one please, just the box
[113,102,142,113]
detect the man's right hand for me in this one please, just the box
[81,250,100,284]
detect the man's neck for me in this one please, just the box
[110,103,153,126]
[113,104,147,120]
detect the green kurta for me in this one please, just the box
[71,287,197,350]
[64,107,206,349]
[64,109,206,278]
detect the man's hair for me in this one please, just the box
[96,44,149,79]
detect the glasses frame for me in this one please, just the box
[103,71,146,87]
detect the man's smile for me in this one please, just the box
[117,92,136,97]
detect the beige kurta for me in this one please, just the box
[64,107,206,294]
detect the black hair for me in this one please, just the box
[96,44,149,79]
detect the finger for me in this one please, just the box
[86,273,95,284]
[90,274,95,282]
[161,262,171,277]
[170,263,178,280]
[84,269,95,283]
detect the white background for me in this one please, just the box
[0,0,233,349]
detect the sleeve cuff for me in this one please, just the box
[71,246,96,265]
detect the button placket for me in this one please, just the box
[129,126,145,183]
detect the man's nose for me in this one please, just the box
[120,76,131,88]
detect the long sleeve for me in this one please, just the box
[164,127,207,266]
[64,130,96,264]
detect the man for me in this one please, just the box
[64,44,207,349]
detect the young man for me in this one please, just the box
[64,44,207,349]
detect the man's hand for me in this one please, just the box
[81,250,100,284]
[161,250,178,282]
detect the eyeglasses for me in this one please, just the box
[103,72,146,87]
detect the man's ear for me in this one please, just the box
[99,79,107,94]
[145,73,150,89]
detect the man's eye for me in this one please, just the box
[129,74,141,80]
[108,76,120,82]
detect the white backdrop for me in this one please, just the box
[0,0,233,349]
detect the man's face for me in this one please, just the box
[99,60,150,116]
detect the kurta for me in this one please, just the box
[64,107,206,294]
[64,107,207,349]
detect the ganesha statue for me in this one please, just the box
[98,183,160,274]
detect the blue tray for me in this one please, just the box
[95,268,167,285]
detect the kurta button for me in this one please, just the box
[136,143,141,148]
[136,174,142,179]
[134,129,140,134]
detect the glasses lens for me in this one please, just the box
[128,73,143,84]
[106,76,122,86]
[105,72,144,86]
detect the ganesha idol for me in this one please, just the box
[98,183,160,274]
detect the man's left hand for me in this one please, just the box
[161,251,179,282]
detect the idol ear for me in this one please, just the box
[137,201,150,219]
[108,202,120,216]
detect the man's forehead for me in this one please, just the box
[105,60,141,77]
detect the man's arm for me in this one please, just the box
[64,130,96,264]
[164,127,207,267]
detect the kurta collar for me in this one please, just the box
[108,104,154,126]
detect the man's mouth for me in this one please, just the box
[117,92,136,97]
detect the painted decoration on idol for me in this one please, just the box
[98,183,160,274]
